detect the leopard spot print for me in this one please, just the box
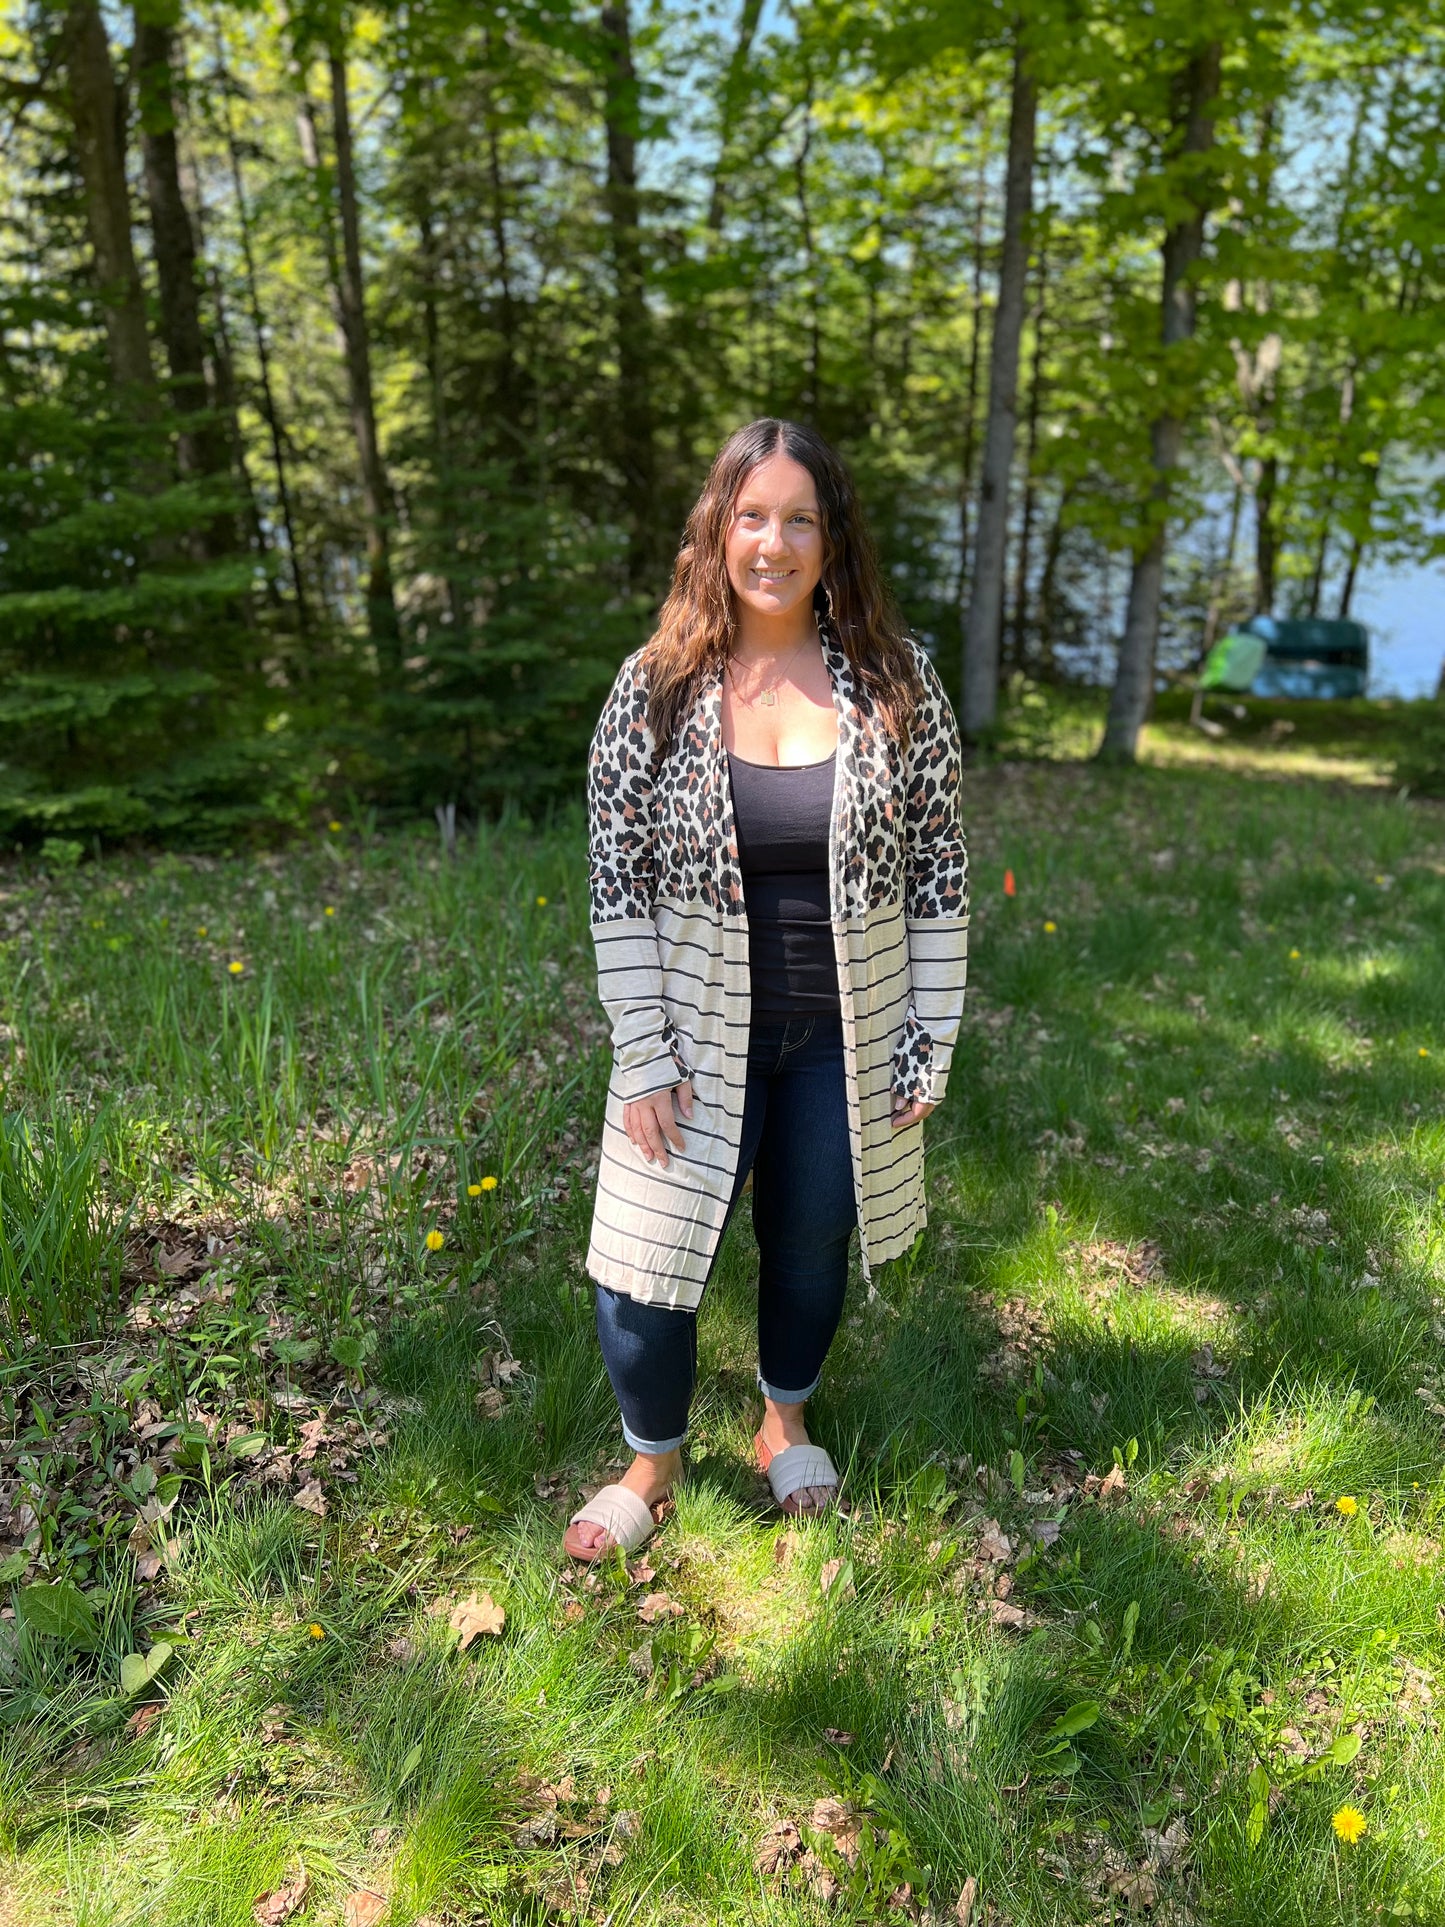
[589,636,967,934]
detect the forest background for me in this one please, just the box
[2,0,1443,846]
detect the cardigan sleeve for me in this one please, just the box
[891,644,969,1109]
[587,653,693,1102]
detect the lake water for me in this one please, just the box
[1354,559,1443,699]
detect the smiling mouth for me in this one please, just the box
[752,569,794,581]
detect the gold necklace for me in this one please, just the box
[726,630,816,709]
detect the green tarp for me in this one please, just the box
[1200,630,1268,693]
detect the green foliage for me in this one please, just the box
[0,716,1440,1921]
[3,0,1440,840]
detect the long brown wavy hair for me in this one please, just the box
[643,419,924,753]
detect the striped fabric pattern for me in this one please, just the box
[586,632,968,1310]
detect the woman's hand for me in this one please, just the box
[623,1081,694,1168]
[890,1094,936,1130]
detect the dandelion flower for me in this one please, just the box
[425,1229,445,1251]
[1335,1495,1358,1517]
[479,1175,499,1191]
[1289,948,1301,960]
[197,925,207,937]
[228,960,244,976]
[536,894,548,907]
[328,820,342,833]
[1420,1047,1431,1058]
[1332,1805,1366,1845]
[1043,920,1057,934]
[324,905,336,917]
[307,1623,325,1640]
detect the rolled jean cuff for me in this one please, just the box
[621,1419,687,1456]
[757,1369,821,1405]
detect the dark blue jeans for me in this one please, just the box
[596,1013,856,1453]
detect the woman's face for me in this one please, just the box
[724,453,824,628]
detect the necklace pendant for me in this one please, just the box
[759,689,777,706]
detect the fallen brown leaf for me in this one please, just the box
[126,1702,163,1740]
[637,1592,682,1624]
[756,1819,802,1877]
[977,1521,1012,1563]
[822,1727,855,1746]
[449,1592,506,1649]
[818,1557,854,1597]
[1108,1868,1157,1910]
[1098,1464,1127,1505]
[292,1480,326,1517]
[342,1890,387,1927]
[252,1867,309,1926]
[985,1598,1037,1631]
[956,1873,979,1924]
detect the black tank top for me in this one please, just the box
[727,749,839,1015]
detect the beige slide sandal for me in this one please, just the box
[564,1483,661,1563]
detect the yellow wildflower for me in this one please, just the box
[1335,1495,1358,1517]
[1043,920,1057,934]
[425,1229,445,1251]
[536,894,548,906]
[479,1175,499,1191]
[306,1623,325,1640]
[1332,1805,1366,1845]
[197,925,207,937]
[228,960,244,976]
[1420,1047,1431,1058]
[324,906,336,917]
[1289,948,1301,960]
[328,820,342,833]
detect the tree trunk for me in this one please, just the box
[706,0,764,232]
[61,0,157,407]
[961,37,1036,737]
[315,45,400,669]
[215,28,308,630]
[1100,42,1222,764]
[1035,479,1078,680]
[1009,187,1051,671]
[957,144,989,627]
[794,81,821,422]
[1202,479,1243,654]
[134,2,234,538]
[1255,452,1278,613]
[416,194,467,635]
[601,2,656,594]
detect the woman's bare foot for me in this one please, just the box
[568,1447,681,1556]
[757,1398,836,1515]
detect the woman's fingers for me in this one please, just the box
[890,1096,936,1130]
[676,1079,694,1120]
[658,1091,687,1155]
[624,1087,688,1167]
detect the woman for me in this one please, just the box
[566,419,968,1561]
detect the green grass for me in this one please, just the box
[1,717,1443,1925]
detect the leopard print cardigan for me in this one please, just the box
[586,629,969,1309]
